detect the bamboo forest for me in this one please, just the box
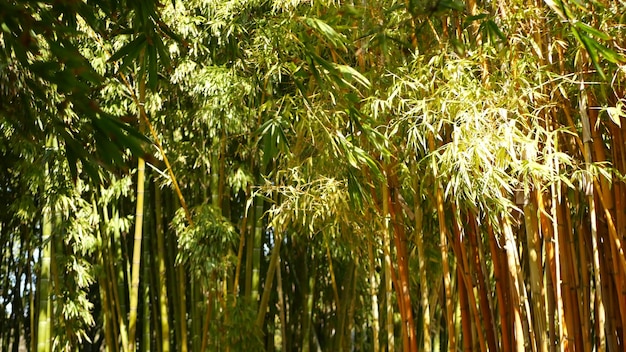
[2,0,626,351]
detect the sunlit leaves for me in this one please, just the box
[301,17,347,51]
[174,205,238,279]
[544,0,625,79]
[263,173,352,235]
[605,100,624,127]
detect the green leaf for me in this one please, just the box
[590,39,625,64]
[573,29,606,79]
[483,20,506,43]
[154,35,172,70]
[437,0,466,11]
[147,39,158,90]
[334,64,371,89]
[574,21,611,41]
[544,0,566,19]
[302,17,347,51]
[463,14,489,28]
[108,33,147,63]
[347,170,364,211]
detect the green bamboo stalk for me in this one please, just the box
[252,197,264,304]
[3,254,10,351]
[176,265,189,352]
[414,199,430,351]
[142,227,151,352]
[333,260,355,351]
[37,138,53,352]
[276,258,288,352]
[244,204,254,299]
[191,279,201,352]
[301,264,316,352]
[255,233,282,329]
[36,206,52,352]
[99,265,115,352]
[154,185,170,352]
[128,69,148,352]
[29,242,36,352]
[381,176,394,351]
[367,238,380,352]
[103,205,129,352]
[96,200,116,352]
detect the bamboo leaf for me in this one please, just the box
[573,28,606,79]
[606,105,623,127]
[334,64,371,89]
[302,17,347,51]
[437,0,466,11]
[147,39,159,90]
[574,21,611,41]
[108,33,147,63]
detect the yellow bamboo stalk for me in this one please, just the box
[548,136,567,352]
[413,194,431,350]
[427,134,455,352]
[501,215,526,352]
[127,60,147,352]
[523,189,548,352]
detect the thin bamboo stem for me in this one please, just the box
[381,177,395,351]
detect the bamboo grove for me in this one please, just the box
[1,0,626,351]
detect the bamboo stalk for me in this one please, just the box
[427,134,455,352]
[523,190,548,352]
[559,197,585,351]
[142,227,151,352]
[255,232,282,329]
[452,208,486,352]
[367,236,380,352]
[457,255,473,352]
[324,239,340,312]
[388,169,417,352]
[468,213,498,352]
[36,198,52,352]
[251,197,264,304]
[36,137,54,352]
[414,196,431,350]
[128,70,148,352]
[381,176,395,351]
[276,258,288,352]
[575,199,592,352]
[176,265,189,352]
[598,231,619,350]
[96,203,117,352]
[500,216,526,352]
[104,205,129,352]
[333,260,355,351]
[233,188,249,296]
[154,185,170,352]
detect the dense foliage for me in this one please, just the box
[2,0,626,351]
